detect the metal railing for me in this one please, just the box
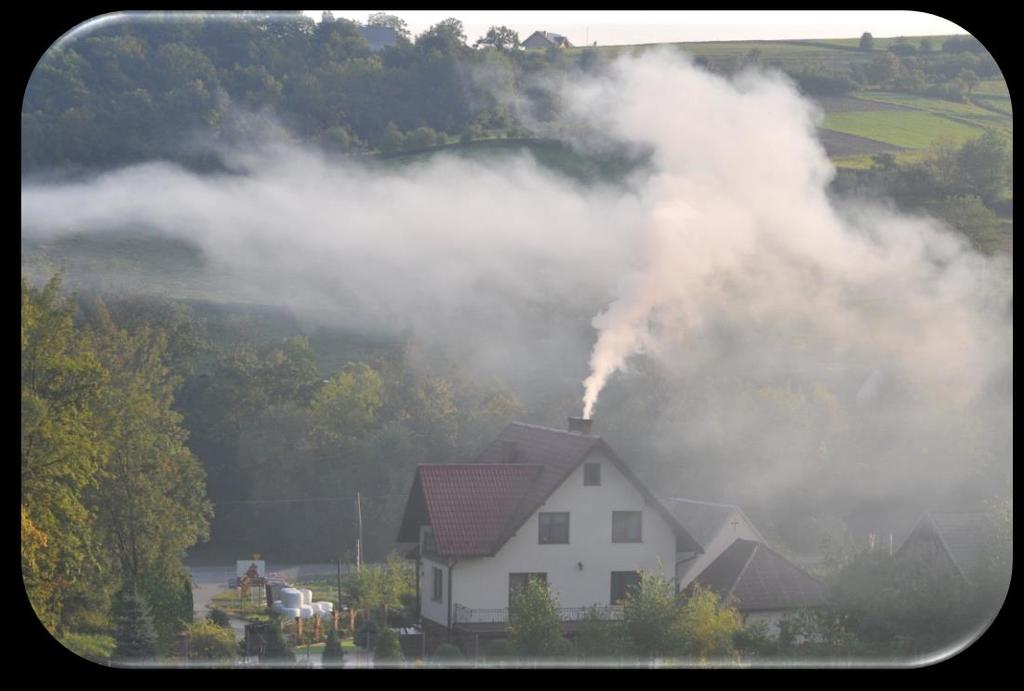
[452,603,624,625]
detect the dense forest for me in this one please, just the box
[22,12,1002,172]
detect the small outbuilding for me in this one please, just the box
[688,538,827,634]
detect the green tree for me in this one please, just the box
[431,642,463,662]
[955,131,1011,203]
[113,591,159,661]
[859,32,874,51]
[507,578,565,659]
[678,584,743,662]
[416,18,467,55]
[475,26,520,50]
[622,571,686,659]
[938,194,1001,252]
[22,276,108,634]
[367,12,411,39]
[322,624,346,664]
[207,608,231,628]
[84,297,212,645]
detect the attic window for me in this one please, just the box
[584,463,601,486]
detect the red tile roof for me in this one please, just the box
[415,464,543,556]
[396,421,702,556]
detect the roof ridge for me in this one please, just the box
[667,497,741,510]
[726,539,760,600]
[508,420,600,437]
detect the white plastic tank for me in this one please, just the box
[299,604,314,619]
[280,607,302,619]
[300,589,313,607]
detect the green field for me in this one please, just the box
[822,109,985,149]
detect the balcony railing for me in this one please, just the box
[452,603,624,625]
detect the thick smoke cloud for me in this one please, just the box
[22,50,1012,524]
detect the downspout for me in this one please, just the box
[447,559,458,641]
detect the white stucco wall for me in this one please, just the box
[448,450,678,613]
[676,509,762,589]
[420,554,450,627]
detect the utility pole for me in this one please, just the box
[356,492,363,571]
[337,555,343,610]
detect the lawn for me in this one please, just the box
[821,109,984,149]
[854,91,1011,135]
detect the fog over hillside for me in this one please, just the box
[22,51,1012,536]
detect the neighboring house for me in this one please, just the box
[397,417,702,653]
[894,511,997,584]
[688,538,828,634]
[664,497,766,589]
[359,25,398,51]
[522,30,573,50]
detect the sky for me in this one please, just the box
[306,10,969,47]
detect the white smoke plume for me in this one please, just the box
[22,50,1011,514]
[572,52,1010,419]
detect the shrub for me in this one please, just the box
[431,643,463,662]
[185,620,237,661]
[207,608,231,628]
[507,578,563,658]
[372,627,403,663]
[486,639,512,659]
[354,620,379,648]
[60,633,117,662]
[260,616,296,664]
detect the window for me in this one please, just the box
[509,572,548,608]
[610,571,641,604]
[432,566,443,602]
[612,511,642,543]
[539,512,570,544]
[584,462,601,486]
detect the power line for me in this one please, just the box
[212,493,407,506]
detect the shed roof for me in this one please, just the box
[895,511,996,581]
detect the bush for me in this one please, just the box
[372,627,403,663]
[185,620,237,662]
[260,616,296,664]
[574,607,625,659]
[551,637,575,659]
[354,620,379,648]
[207,608,231,628]
[60,633,117,662]
[486,639,512,659]
[431,643,463,662]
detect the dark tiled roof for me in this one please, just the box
[413,464,543,556]
[692,539,827,612]
[896,511,995,580]
[664,497,764,547]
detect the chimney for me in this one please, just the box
[568,416,593,435]
[501,440,520,463]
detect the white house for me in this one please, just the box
[396,417,702,654]
[664,497,766,588]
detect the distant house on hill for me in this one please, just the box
[522,30,573,50]
[359,25,398,51]
[665,497,766,589]
[396,417,702,655]
[688,538,828,633]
